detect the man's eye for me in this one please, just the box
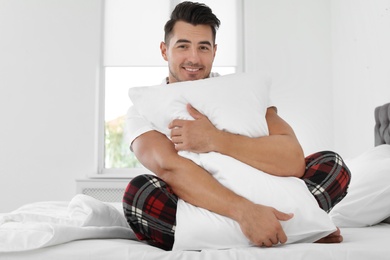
[200,46,210,51]
[178,45,187,49]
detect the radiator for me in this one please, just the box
[76,178,131,202]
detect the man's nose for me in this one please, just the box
[187,48,200,63]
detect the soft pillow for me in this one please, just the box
[128,73,336,250]
[129,72,270,138]
[174,152,336,250]
[329,144,390,227]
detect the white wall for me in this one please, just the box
[244,0,334,156]
[244,0,390,159]
[331,0,390,158]
[0,0,102,212]
[1,0,388,212]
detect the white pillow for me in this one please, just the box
[129,72,270,138]
[329,144,390,227]
[128,73,336,250]
[174,152,336,250]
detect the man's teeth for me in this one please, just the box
[185,68,200,72]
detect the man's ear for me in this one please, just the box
[160,41,168,61]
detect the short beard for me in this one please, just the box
[168,66,182,83]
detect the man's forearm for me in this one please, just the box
[132,130,292,247]
[211,108,305,177]
[214,132,305,177]
[131,130,248,221]
[164,156,250,221]
[169,106,305,178]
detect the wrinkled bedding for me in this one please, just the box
[0,194,134,252]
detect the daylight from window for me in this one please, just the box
[103,0,240,172]
[104,67,236,169]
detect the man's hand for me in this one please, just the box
[169,104,219,153]
[133,128,294,248]
[234,200,294,247]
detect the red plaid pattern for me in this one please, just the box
[303,151,351,212]
[123,151,351,250]
[123,174,178,250]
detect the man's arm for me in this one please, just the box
[132,130,293,247]
[167,105,343,244]
[169,105,306,177]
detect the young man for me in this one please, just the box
[123,1,350,250]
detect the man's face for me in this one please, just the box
[160,21,217,83]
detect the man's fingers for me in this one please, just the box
[170,128,181,137]
[173,143,183,151]
[278,231,288,244]
[274,210,294,222]
[187,104,203,119]
[272,210,291,244]
[171,135,182,144]
[269,235,279,245]
[169,104,203,129]
[168,119,185,129]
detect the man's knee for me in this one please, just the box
[123,174,166,204]
[126,174,155,190]
[123,174,150,202]
[305,150,339,167]
[303,151,351,212]
[122,174,177,250]
[304,151,350,178]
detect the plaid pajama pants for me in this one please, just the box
[122,150,351,250]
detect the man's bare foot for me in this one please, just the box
[315,227,343,243]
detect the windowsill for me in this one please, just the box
[85,167,153,179]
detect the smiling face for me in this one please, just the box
[160,21,217,84]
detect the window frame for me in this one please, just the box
[95,0,245,178]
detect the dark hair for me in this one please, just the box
[164,1,220,44]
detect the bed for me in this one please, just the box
[1,101,390,260]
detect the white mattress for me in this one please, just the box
[2,224,390,260]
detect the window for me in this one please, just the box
[100,0,243,176]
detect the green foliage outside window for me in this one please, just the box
[105,115,141,168]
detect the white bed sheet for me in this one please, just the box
[2,224,390,260]
[0,195,133,252]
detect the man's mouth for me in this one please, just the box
[185,67,199,72]
[183,66,203,72]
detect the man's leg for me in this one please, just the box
[123,174,178,250]
[123,151,351,250]
[302,151,351,213]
